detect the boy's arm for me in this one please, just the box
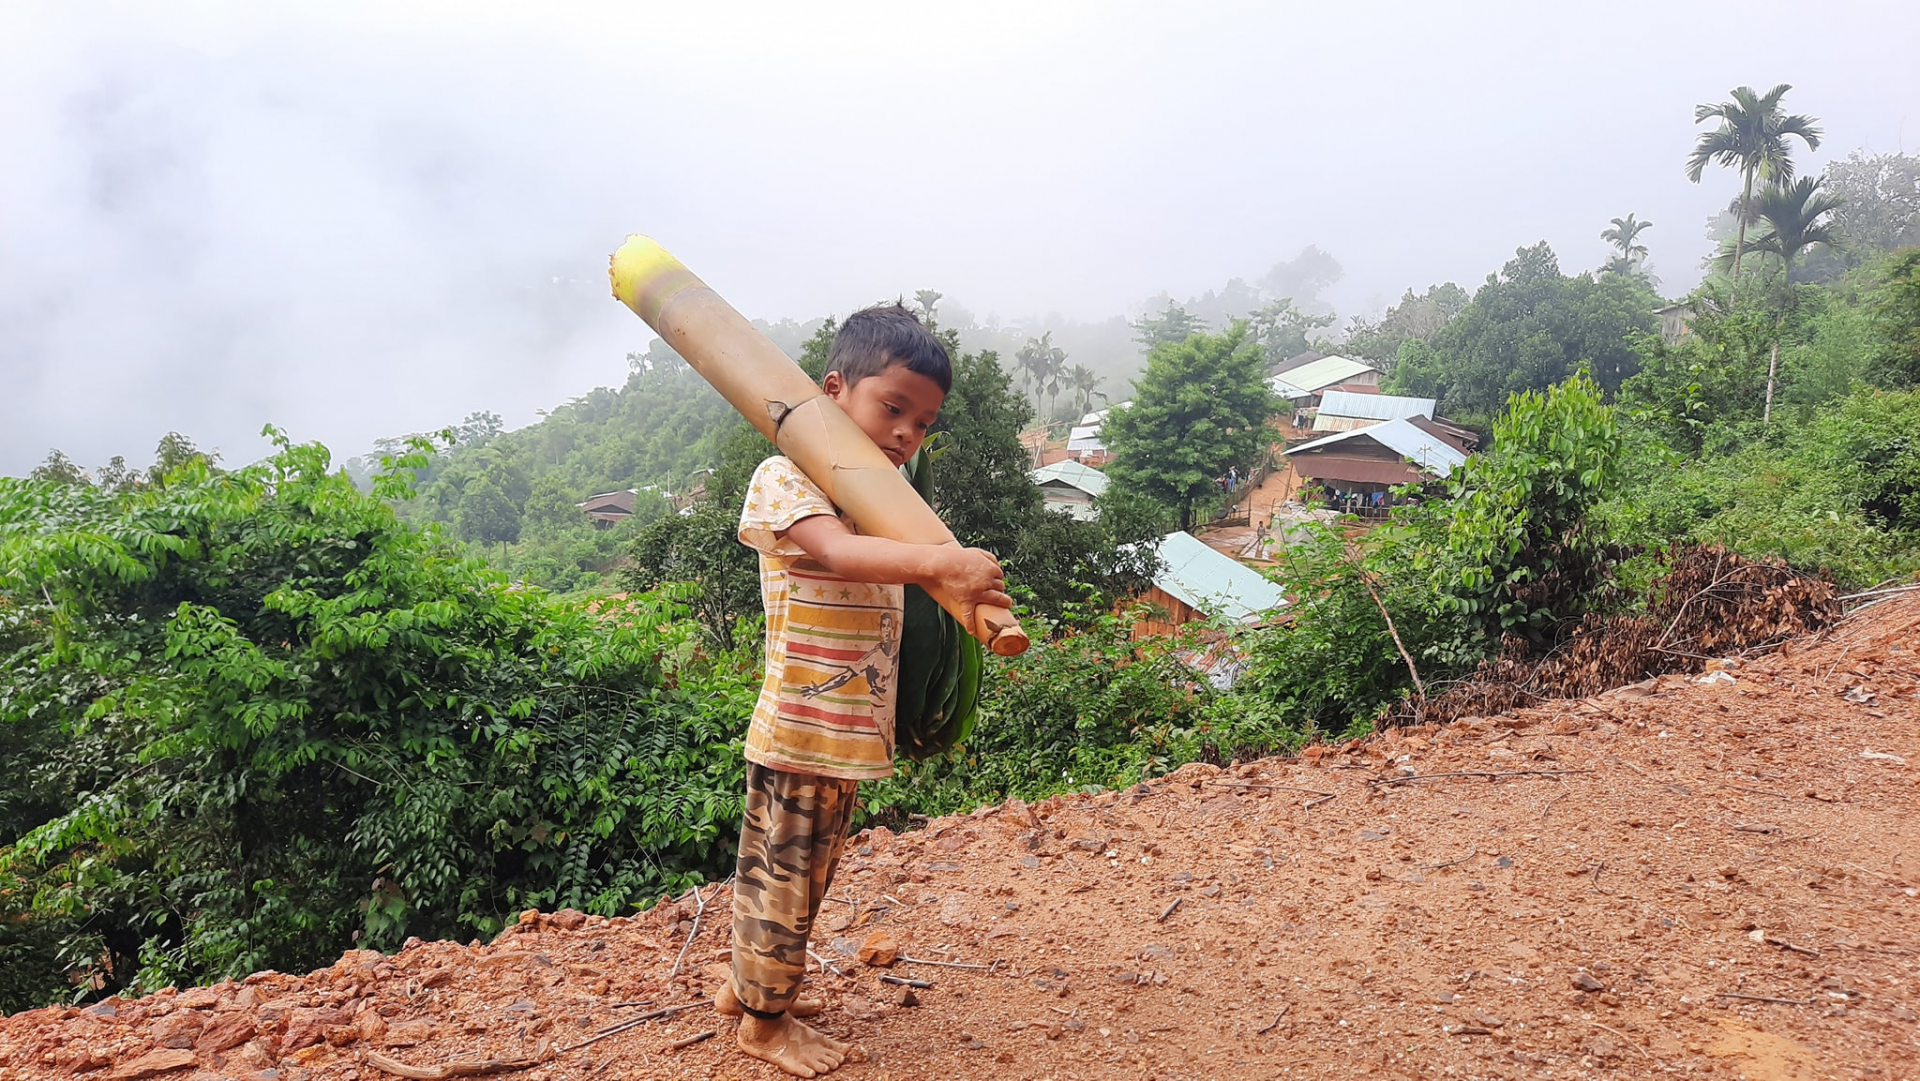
[786,513,1012,618]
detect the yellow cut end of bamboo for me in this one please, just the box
[609,234,703,328]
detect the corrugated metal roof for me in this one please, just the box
[1030,459,1111,498]
[1317,389,1435,423]
[1149,531,1286,624]
[1285,417,1468,475]
[1066,425,1107,452]
[1268,355,1379,398]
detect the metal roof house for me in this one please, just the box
[1064,401,1129,463]
[1030,459,1110,521]
[1134,531,1286,636]
[1311,390,1438,431]
[577,489,641,529]
[1284,416,1468,493]
[1268,355,1382,401]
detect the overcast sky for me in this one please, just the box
[3,1,1916,474]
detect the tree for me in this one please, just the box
[1873,249,1920,387]
[1822,151,1920,260]
[914,289,943,322]
[1130,302,1208,351]
[1102,324,1276,532]
[1016,333,1067,423]
[1344,283,1470,364]
[452,411,504,448]
[454,473,521,545]
[519,474,587,543]
[149,432,218,486]
[1246,297,1334,368]
[1433,374,1625,639]
[1686,84,1823,282]
[1600,213,1653,272]
[1748,176,1843,276]
[26,451,88,486]
[1066,364,1103,416]
[1416,243,1658,415]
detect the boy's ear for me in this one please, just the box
[822,370,846,398]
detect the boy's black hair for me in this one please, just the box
[826,304,952,394]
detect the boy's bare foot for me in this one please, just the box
[712,980,824,1018]
[735,1012,848,1078]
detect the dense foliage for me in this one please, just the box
[1387,243,1659,418]
[0,435,752,1009]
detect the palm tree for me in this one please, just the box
[1686,84,1822,283]
[913,289,943,322]
[1748,176,1843,275]
[1600,214,1652,271]
[1067,364,1103,416]
[1017,333,1066,423]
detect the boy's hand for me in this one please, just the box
[930,546,1013,631]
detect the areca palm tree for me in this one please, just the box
[1017,333,1067,423]
[1749,176,1843,275]
[1685,84,1822,282]
[1067,364,1103,416]
[1600,214,1652,271]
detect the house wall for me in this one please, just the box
[1131,586,1198,639]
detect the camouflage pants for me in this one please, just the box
[730,762,858,1015]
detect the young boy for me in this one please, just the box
[710,304,1011,1078]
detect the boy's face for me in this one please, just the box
[823,364,946,468]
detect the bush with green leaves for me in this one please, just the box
[0,432,749,1009]
[1601,387,1920,587]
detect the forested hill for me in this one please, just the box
[370,319,825,568]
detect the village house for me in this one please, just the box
[1283,416,1470,516]
[576,489,642,529]
[1030,459,1109,520]
[1065,402,1129,464]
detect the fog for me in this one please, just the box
[4,0,1916,474]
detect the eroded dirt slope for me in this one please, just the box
[3,596,1918,1081]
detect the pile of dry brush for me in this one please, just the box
[1389,546,1841,726]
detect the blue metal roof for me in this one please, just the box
[1150,531,1286,624]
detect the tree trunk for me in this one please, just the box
[1732,168,1753,283]
[1764,339,1779,426]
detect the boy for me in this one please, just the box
[711,304,1011,1077]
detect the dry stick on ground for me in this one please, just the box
[1430,846,1478,870]
[1766,937,1822,957]
[665,1032,716,1052]
[1585,1021,1653,1060]
[362,1054,540,1080]
[899,955,992,970]
[669,875,733,979]
[554,1001,713,1055]
[808,947,850,977]
[1156,898,1183,922]
[1715,992,1808,1005]
[879,975,932,988]
[1209,781,1336,800]
[1255,1005,1291,1035]
[1303,792,1338,810]
[1370,768,1594,788]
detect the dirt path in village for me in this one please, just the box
[4,596,1918,1081]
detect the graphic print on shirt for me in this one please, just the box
[798,610,898,702]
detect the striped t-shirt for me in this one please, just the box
[737,456,901,781]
